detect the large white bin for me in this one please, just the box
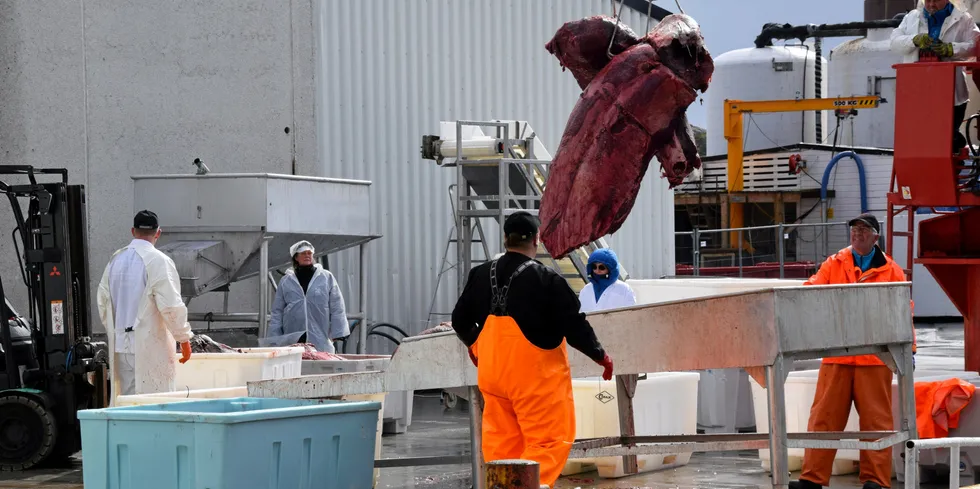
[173,347,303,390]
[563,372,700,478]
[750,368,980,475]
[114,385,386,487]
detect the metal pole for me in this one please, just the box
[905,443,919,489]
[738,229,744,278]
[258,236,271,338]
[458,122,485,489]
[693,228,700,277]
[469,386,485,489]
[949,444,961,489]
[765,357,790,489]
[777,223,785,279]
[358,242,368,354]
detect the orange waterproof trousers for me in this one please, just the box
[801,364,894,487]
[471,314,575,488]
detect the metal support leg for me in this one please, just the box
[469,386,485,489]
[258,236,271,338]
[358,243,368,354]
[905,442,919,489]
[616,374,639,475]
[765,359,790,489]
[897,344,918,439]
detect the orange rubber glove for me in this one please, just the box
[179,341,192,364]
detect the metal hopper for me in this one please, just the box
[131,173,380,347]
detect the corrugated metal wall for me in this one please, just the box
[314,0,677,349]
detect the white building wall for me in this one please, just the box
[316,0,677,351]
[0,1,676,349]
[0,0,318,331]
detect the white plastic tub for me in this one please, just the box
[114,385,386,487]
[563,372,700,478]
[173,347,304,390]
[750,368,980,475]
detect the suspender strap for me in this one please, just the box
[489,259,534,316]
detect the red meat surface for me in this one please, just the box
[290,343,347,361]
[540,14,713,259]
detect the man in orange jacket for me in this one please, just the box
[790,213,914,489]
[451,211,615,488]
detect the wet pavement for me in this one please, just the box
[0,323,969,488]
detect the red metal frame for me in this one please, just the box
[887,60,980,371]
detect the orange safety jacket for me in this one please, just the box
[804,245,916,366]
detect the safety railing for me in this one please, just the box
[905,437,980,489]
[674,220,890,279]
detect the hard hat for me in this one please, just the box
[290,240,315,256]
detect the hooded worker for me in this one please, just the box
[890,0,980,151]
[97,210,194,405]
[789,213,916,489]
[261,240,350,353]
[578,248,636,313]
[451,211,614,488]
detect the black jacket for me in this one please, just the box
[450,251,607,363]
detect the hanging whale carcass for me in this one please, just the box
[540,14,714,259]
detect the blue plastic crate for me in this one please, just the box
[78,397,380,489]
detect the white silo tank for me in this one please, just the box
[827,28,904,149]
[706,46,829,157]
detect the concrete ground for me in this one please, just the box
[0,323,966,488]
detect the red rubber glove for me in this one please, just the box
[179,341,192,364]
[467,346,478,367]
[598,353,614,381]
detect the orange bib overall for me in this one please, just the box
[470,260,576,488]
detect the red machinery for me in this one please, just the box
[887,59,980,371]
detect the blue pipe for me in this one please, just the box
[820,151,868,213]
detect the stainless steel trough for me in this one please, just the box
[247,282,917,488]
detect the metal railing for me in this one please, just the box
[674,221,881,279]
[905,437,980,488]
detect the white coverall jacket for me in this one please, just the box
[97,240,194,406]
[262,264,350,353]
[578,280,637,313]
[890,5,980,106]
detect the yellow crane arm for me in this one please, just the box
[724,95,883,192]
[720,95,883,253]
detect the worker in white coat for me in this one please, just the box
[97,210,194,405]
[890,0,980,151]
[262,240,350,353]
[578,248,636,313]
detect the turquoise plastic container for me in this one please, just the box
[77,397,380,489]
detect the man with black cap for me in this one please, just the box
[789,213,915,489]
[97,210,194,405]
[451,210,614,489]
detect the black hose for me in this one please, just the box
[369,323,409,339]
[368,331,401,347]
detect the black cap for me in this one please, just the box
[848,212,880,234]
[503,211,539,239]
[133,210,159,230]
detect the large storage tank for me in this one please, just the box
[864,0,917,20]
[705,46,829,157]
[827,28,904,149]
